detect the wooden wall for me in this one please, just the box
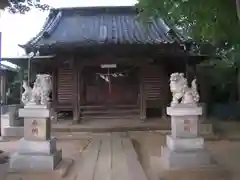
[141,64,169,108]
[53,58,170,121]
[57,67,74,105]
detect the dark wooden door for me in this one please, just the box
[84,66,138,105]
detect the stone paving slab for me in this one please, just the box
[6,158,73,180]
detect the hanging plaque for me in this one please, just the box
[100,64,117,68]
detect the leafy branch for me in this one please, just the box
[6,0,50,13]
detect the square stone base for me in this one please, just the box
[9,149,62,171]
[166,135,204,151]
[16,138,57,154]
[161,146,212,169]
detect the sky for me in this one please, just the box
[0,0,137,58]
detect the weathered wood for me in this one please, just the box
[83,66,139,106]
[57,68,73,104]
[0,71,7,104]
[51,67,58,121]
[140,82,146,121]
[72,57,80,123]
[139,66,146,121]
[93,138,111,180]
[142,64,166,101]
[78,66,84,122]
[18,69,24,105]
[52,68,58,108]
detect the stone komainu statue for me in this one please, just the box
[169,72,200,107]
[21,80,32,105]
[21,74,52,105]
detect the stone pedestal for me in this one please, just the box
[1,104,24,138]
[161,105,212,169]
[9,105,62,171]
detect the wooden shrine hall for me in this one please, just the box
[14,6,207,123]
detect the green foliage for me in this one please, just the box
[137,0,240,102]
[137,0,240,46]
[3,0,49,13]
[198,58,238,102]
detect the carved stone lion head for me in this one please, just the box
[169,73,187,94]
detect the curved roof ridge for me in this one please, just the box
[20,6,189,53]
[19,9,61,49]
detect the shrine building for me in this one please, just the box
[10,6,208,123]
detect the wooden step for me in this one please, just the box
[82,109,140,115]
[80,104,138,110]
[81,114,140,120]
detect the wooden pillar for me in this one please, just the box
[0,70,6,104]
[78,66,84,121]
[139,66,146,121]
[18,69,24,105]
[52,68,58,108]
[0,70,7,104]
[72,57,80,124]
[51,67,58,122]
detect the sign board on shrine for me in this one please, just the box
[100,64,117,68]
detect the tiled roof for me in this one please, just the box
[23,6,187,49]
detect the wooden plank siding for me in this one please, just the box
[53,59,170,121]
[141,64,169,117]
[57,67,74,109]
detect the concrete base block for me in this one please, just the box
[166,135,204,151]
[2,127,24,137]
[19,108,50,118]
[16,138,57,154]
[161,146,212,169]
[9,149,62,171]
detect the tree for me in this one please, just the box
[0,0,49,13]
[137,0,240,47]
[137,0,240,106]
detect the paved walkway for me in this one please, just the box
[67,133,148,180]
[1,133,149,180]
[1,132,240,180]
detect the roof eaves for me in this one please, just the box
[20,8,61,49]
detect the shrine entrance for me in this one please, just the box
[83,65,139,106]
